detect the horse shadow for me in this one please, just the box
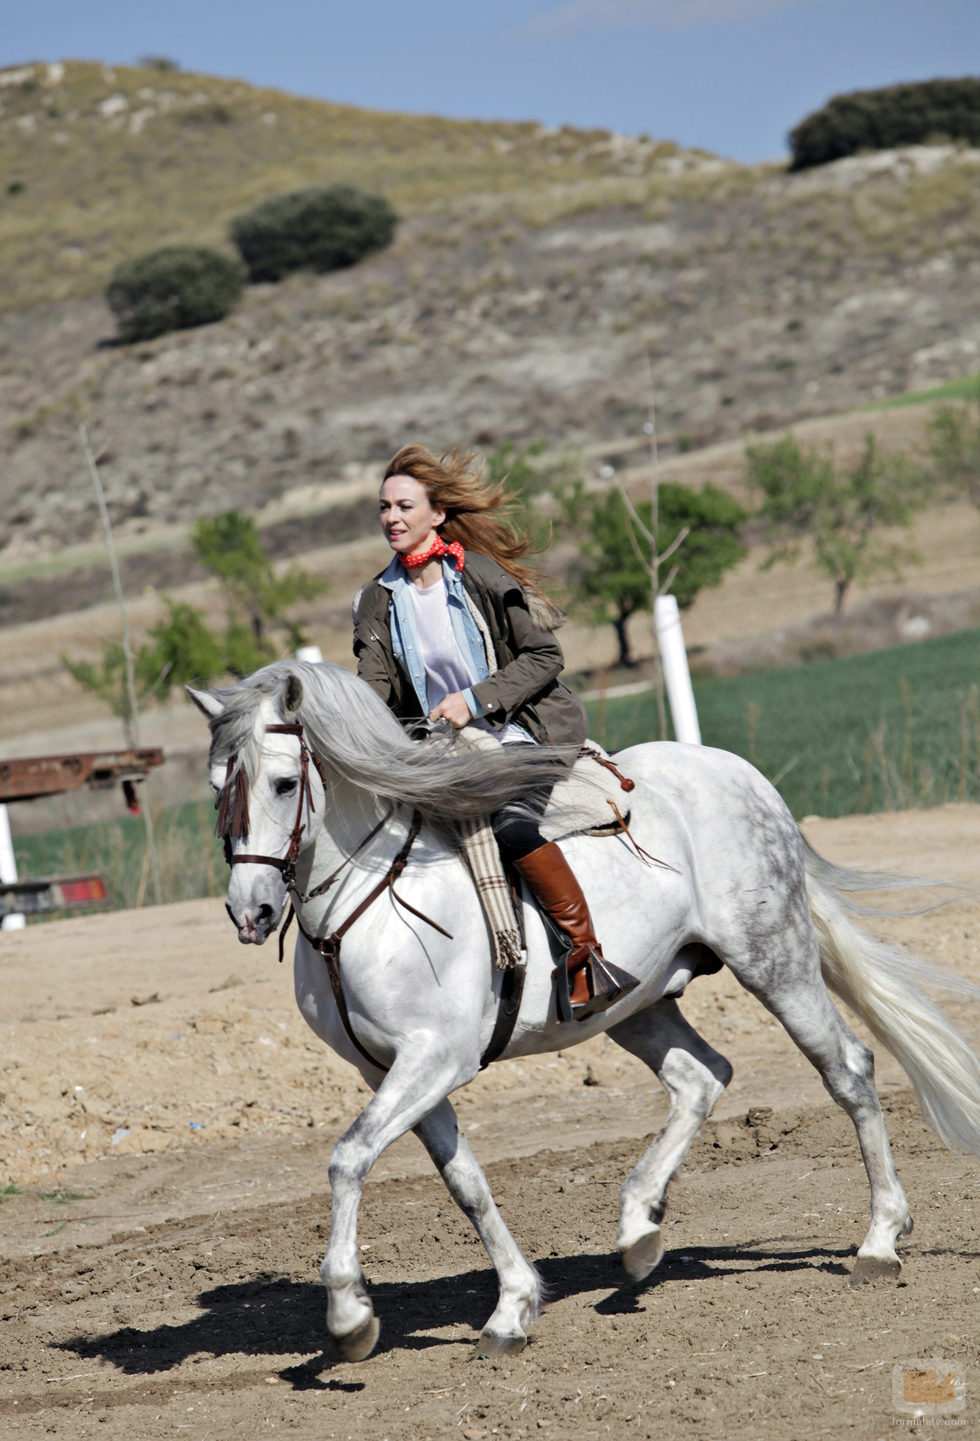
[56,1237,851,1382]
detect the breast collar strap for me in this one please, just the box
[280,813,519,1076]
[279,809,454,1073]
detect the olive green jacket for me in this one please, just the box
[352,551,588,751]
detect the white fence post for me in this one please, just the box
[295,645,323,664]
[0,804,25,931]
[654,594,701,745]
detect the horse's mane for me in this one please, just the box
[205,660,570,825]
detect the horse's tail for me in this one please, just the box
[803,844,980,1155]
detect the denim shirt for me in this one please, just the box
[378,556,489,719]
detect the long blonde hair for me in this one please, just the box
[383,444,545,595]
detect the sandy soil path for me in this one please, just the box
[2,804,979,1439]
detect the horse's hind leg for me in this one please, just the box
[414,1099,541,1355]
[607,998,733,1284]
[736,950,912,1284]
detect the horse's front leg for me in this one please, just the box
[414,1099,541,1355]
[322,1043,473,1362]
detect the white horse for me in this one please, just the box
[189,660,980,1362]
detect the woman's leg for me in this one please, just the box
[492,801,638,1023]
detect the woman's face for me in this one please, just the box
[379,474,446,558]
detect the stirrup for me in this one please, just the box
[555,949,639,1024]
[574,950,639,1022]
[553,960,574,1024]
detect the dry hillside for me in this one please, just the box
[2,62,980,578]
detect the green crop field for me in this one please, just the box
[587,628,980,819]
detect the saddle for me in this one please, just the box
[457,740,637,971]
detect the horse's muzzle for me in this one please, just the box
[226,898,278,945]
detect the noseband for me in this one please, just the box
[218,722,326,889]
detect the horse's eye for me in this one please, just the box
[275,777,298,797]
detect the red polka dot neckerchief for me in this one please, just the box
[400,536,465,573]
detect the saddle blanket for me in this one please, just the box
[541,742,634,841]
[454,736,636,969]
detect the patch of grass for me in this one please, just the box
[37,1187,90,1204]
[2,1182,90,1223]
[586,628,980,819]
[763,156,980,276]
[863,373,980,410]
[848,159,980,255]
[14,798,224,914]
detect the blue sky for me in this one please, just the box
[5,1,979,163]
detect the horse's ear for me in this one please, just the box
[282,672,304,716]
[186,685,224,719]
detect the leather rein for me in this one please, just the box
[217,721,518,1074]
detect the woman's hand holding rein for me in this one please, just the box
[428,691,473,729]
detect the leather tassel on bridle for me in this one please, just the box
[216,757,250,862]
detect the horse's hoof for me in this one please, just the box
[472,1329,527,1359]
[620,1227,665,1284]
[849,1252,902,1286]
[332,1312,381,1362]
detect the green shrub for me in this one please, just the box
[138,55,180,71]
[229,184,398,283]
[105,245,244,342]
[135,599,227,698]
[745,431,930,614]
[788,77,980,171]
[926,387,980,504]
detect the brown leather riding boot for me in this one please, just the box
[513,841,639,1022]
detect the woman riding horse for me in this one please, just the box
[352,443,639,1021]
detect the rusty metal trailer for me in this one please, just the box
[0,747,165,808]
[0,747,165,920]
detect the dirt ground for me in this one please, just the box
[2,805,979,1440]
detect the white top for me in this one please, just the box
[406,576,475,708]
[406,577,529,744]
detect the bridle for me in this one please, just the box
[218,720,402,911]
[218,722,328,890]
